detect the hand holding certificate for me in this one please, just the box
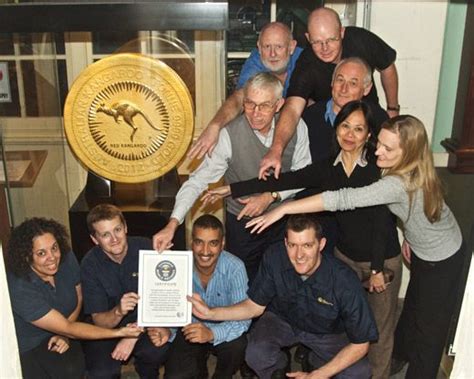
[137,250,193,327]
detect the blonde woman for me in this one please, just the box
[246,115,466,379]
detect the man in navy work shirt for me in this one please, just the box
[80,204,171,378]
[165,214,250,378]
[188,214,378,379]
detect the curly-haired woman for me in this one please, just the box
[6,217,141,379]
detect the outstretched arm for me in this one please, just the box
[259,96,307,179]
[32,308,142,340]
[187,89,244,160]
[187,294,265,321]
[246,193,325,234]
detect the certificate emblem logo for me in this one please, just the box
[63,53,194,183]
[155,260,177,281]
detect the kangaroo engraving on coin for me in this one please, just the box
[64,53,194,183]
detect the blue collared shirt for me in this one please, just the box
[193,251,250,345]
[237,47,303,97]
[324,98,337,126]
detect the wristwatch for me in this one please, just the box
[271,191,281,202]
[371,269,382,275]
[387,104,400,112]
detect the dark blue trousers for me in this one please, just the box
[225,211,286,283]
[21,337,85,379]
[164,328,247,379]
[83,332,169,379]
[246,312,371,379]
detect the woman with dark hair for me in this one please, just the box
[246,114,466,379]
[6,217,142,379]
[203,100,401,378]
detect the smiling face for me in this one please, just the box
[90,216,128,263]
[243,85,284,135]
[30,232,61,281]
[285,228,326,277]
[258,23,296,75]
[375,128,403,169]
[336,110,370,155]
[332,62,371,113]
[306,9,344,64]
[191,227,224,275]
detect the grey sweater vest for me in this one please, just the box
[224,114,297,216]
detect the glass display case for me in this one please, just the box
[0,0,358,250]
[0,1,228,253]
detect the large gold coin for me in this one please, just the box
[64,53,194,183]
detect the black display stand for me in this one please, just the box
[69,170,186,261]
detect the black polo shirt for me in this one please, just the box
[80,236,151,326]
[287,26,397,104]
[249,242,378,344]
[8,251,80,353]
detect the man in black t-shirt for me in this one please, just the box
[259,6,399,179]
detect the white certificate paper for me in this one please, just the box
[137,250,193,327]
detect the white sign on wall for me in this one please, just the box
[0,62,12,103]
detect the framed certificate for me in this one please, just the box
[137,250,193,327]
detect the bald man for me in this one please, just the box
[188,22,303,160]
[260,7,399,178]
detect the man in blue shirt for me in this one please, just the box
[187,21,303,160]
[189,214,377,379]
[81,204,171,378]
[165,214,250,378]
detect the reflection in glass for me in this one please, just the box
[20,59,66,117]
[113,33,196,104]
[228,0,270,52]
[0,61,20,117]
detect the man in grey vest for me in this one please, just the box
[153,72,311,282]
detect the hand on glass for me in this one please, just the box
[201,185,231,206]
[245,206,286,234]
[187,123,220,160]
[237,193,274,220]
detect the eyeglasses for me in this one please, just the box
[309,36,341,49]
[243,99,280,113]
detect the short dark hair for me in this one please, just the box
[87,203,126,235]
[6,217,71,278]
[285,214,324,240]
[192,214,224,238]
[333,100,378,159]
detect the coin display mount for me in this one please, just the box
[64,53,194,183]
